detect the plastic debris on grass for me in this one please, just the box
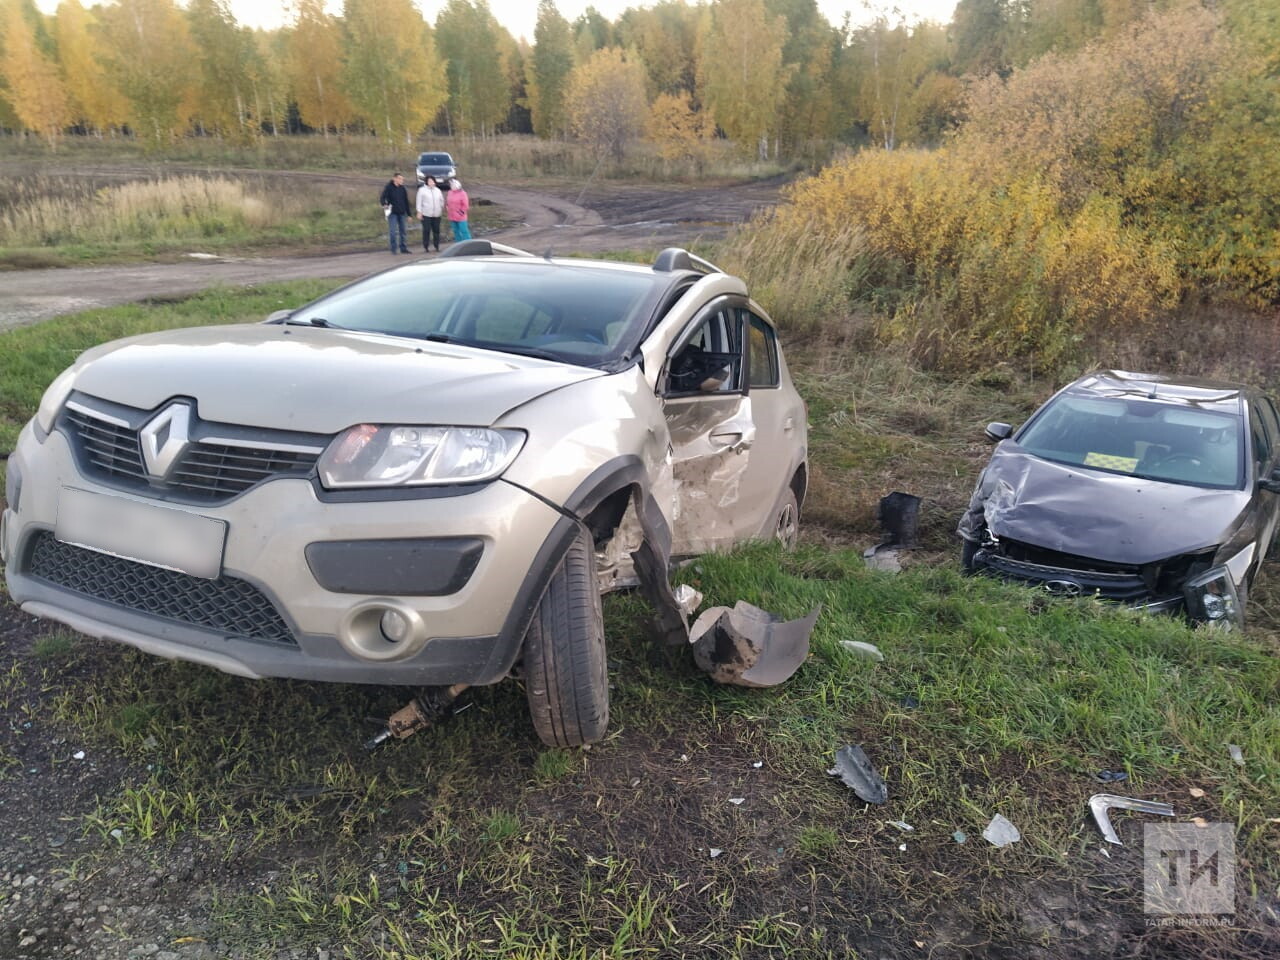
[1228,744,1245,767]
[840,640,884,661]
[826,744,889,805]
[1087,794,1175,845]
[689,601,821,687]
[982,814,1021,847]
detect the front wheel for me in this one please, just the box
[523,527,609,747]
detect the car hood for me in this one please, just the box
[979,444,1250,565]
[70,324,603,434]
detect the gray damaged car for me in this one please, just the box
[2,243,809,746]
[958,370,1280,628]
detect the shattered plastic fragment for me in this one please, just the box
[826,744,889,805]
[689,601,821,687]
[752,761,763,769]
[72,750,85,761]
[728,798,745,806]
[861,544,902,573]
[1189,787,1206,798]
[982,814,1021,847]
[952,830,967,844]
[709,848,723,858]
[1094,769,1128,783]
[673,584,704,617]
[888,820,914,832]
[898,843,907,852]
[840,640,884,661]
[1228,744,1245,767]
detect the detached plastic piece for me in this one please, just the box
[1088,793,1175,845]
[826,744,888,804]
[689,601,821,687]
[982,814,1021,847]
[878,492,921,548]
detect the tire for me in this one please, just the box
[960,536,979,572]
[772,487,800,550]
[523,527,609,747]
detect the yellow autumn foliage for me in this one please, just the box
[727,4,1275,374]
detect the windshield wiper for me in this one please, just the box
[418,333,564,364]
[284,316,341,329]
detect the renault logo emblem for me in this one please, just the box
[139,403,192,479]
[1044,579,1083,597]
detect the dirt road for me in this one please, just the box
[0,177,782,331]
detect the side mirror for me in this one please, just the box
[264,309,292,324]
[984,422,1013,443]
[1261,466,1280,494]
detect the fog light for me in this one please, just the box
[1202,592,1228,621]
[338,601,428,661]
[380,609,410,643]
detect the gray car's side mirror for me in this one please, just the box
[1261,466,1280,494]
[984,422,1013,442]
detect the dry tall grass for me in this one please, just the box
[0,175,298,247]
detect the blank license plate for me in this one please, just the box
[55,487,227,579]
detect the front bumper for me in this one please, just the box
[3,424,572,685]
[970,547,1183,613]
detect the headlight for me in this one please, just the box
[35,368,76,436]
[1182,565,1242,629]
[318,424,525,488]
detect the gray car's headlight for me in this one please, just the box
[1182,565,1242,629]
[318,424,525,488]
[35,368,76,436]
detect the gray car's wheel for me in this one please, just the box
[523,527,608,747]
[772,487,800,550]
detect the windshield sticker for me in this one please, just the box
[1083,452,1138,473]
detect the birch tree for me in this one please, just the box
[342,0,447,143]
[94,0,198,144]
[54,0,127,134]
[527,0,573,138]
[285,0,354,135]
[0,0,72,144]
[696,0,789,159]
[566,46,646,160]
[435,0,511,138]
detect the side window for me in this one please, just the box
[747,313,779,388]
[665,306,744,396]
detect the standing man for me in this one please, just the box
[416,175,444,253]
[379,172,411,254]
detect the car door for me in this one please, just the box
[660,298,796,555]
[741,308,803,537]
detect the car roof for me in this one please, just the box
[1067,370,1250,412]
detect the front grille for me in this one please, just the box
[64,406,148,482]
[25,531,296,645]
[61,398,325,503]
[976,550,1152,601]
[167,442,320,499]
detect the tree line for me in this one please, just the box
[0,0,1208,158]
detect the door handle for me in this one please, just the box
[783,417,795,432]
[711,430,751,453]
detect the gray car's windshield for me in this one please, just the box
[1017,393,1243,489]
[418,153,452,165]
[288,260,660,367]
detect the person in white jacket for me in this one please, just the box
[416,176,445,252]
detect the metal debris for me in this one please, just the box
[364,684,469,750]
[1087,793,1175,846]
[982,814,1021,847]
[840,640,884,661]
[689,601,821,687]
[826,744,889,805]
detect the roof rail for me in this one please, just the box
[652,247,723,275]
[439,239,535,259]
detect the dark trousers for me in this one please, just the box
[422,217,441,251]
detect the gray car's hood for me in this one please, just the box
[980,444,1250,565]
[71,324,602,433]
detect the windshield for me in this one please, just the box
[418,153,452,165]
[287,260,660,368]
[1017,393,1244,489]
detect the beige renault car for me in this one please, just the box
[2,243,808,747]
